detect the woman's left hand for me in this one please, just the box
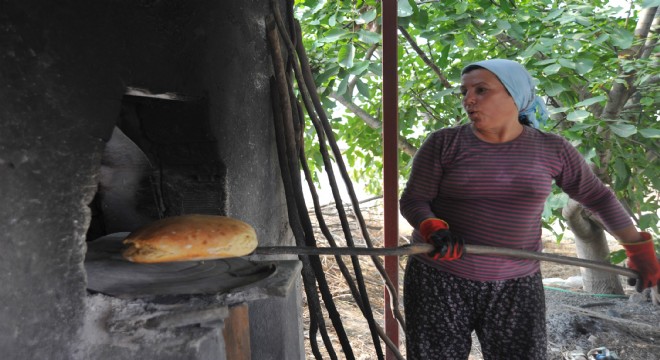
[426,229,464,261]
[623,232,660,305]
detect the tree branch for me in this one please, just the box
[329,92,418,157]
[601,7,658,120]
[398,26,452,89]
[640,11,659,59]
[348,42,380,94]
[409,89,442,124]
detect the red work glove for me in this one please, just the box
[622,232,660,304]
[419,218,464,261]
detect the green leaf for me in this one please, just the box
[563,39,582,51]
[609,28,634,49]
[583,147,598,163]
[638,213,658,230]
[496,20,511,30]
[476,0,492,9]
[462,32,478,48]
[542,192,568,221]
[608,249,627,265]
[568,122,596,132]
[536,37,558,52]
[358,30,381,44]
[638,128,660,138]
[608,123,637,138]
[548,106,569,114]
[574,95,607,107]
[398,0,413,17]
[336,76,349,97]
[640,96,654,106]
[558,58,575,69]
[368,63,382,76]
[438,45,450,68]
[521,44,538,58]
[349,61,370,75]
[413,8,429,29]
[544,8,564,21]
[543,82,566,97]
[543,63,562,75]
[536,58,557,66]
[574,16,591,26]
[356,78,371,98]
[435,87,455,98]
[398,15,411,28]
[320,28,351,43]
[575,58,594,75]
[455,2,469,14]
[642,0,660,8]
[338,43,355,68]
[613,157,629,191]
[546,192,569,209]
[315,64,339,85]
[509,22,525,39]
[566,109,591,122]
[499,0,512,14]
[357,9,377,24]
[487,27,504,36]
[593,34,609,44]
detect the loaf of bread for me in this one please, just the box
[122,214,258,263]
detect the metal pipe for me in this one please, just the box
[254,244,639,279]
[381,0,399,358]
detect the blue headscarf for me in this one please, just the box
[462,59,548,128]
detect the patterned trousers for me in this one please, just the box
[403,257,547,360]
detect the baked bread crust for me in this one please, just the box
[122,214,258,263]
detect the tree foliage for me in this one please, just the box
[295,0,660,241]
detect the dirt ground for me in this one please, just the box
[301,199,660,360]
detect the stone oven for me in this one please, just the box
[1,1,303,359]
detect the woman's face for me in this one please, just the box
[460,68,519,131]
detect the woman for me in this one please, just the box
[399,59,659,359]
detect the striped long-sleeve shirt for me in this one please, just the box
[400,124,632,281]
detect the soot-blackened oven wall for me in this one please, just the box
[0,1,302,359]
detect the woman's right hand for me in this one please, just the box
[419,218,464,261]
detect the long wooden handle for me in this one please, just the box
[254,243,639,279]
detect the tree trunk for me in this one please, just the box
[562,199,624,295]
